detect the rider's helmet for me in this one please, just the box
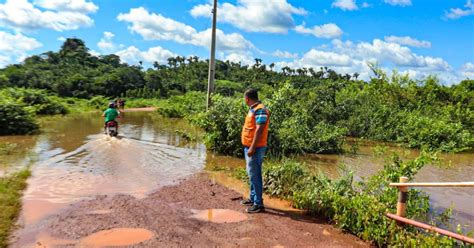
[108,102,115,108]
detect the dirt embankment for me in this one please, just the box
[12,174,368,247]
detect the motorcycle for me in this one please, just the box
[105,121,118,137]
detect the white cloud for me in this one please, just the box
[384,0,412,7]
[115,46,177,65]
[58,36,66,41]
[272,50,298,59]
[97,31,116,52]
[331,39,450,70]
[299,49,353,66]
[361,2,371,8]
[463,62,474,71]
[190,0,307,34]
[332,0,358,11]
[89,49,100,57]
[445,0,474,19]
[224,52,254,65]
[117,7,254,52]
[295,23,343,39]
[0,0,95,31]
[461,62,474,78]
[33,0,98,13]
[275,38,455,82]
[384,36,431,48]
[0,31,42,67]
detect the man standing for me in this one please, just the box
[240,89,270,213]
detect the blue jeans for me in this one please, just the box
[244,147,266,207]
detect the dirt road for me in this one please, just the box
[12,173,368,247]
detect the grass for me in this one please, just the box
[0,144,17,156]
[123,98,164,108]
[0,169,31,247]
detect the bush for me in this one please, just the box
[191,83,347,157]
[235,155,464,247]
[265,82,347,156]
[0,102,39,135]
[157,92,206,118]
[398,114,472,152]
[215,80,245,96]
[191,95,246,156]
[34,96,68,115]
[88,95,109,109]
[262,160,307,198]
[0,88,68,115]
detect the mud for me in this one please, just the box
[11,174,368,247]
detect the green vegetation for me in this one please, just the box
[0,143,17,156]
[0,169,31,247]
[1,38,472,152]
[228,155,468,247]
[0,101,39,135]
[157,92,206,118]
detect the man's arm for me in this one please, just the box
[247,108,267,157]
[247,125,264,157]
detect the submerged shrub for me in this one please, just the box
[398,114,472,152]
[0,88,68,115]
[0,102,39,135]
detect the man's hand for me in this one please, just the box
[247,146,255,157]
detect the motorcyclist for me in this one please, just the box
[102,102,121,134]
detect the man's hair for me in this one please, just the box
[244,88,259,101]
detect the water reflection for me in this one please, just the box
[16,112,206,226]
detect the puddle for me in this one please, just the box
[79,228,154,247]
[35,234,76,247]
[191,209,248,223]
[34,228,154,247]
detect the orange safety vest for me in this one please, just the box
[241,103,270,148]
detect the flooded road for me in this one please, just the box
[1,111,205,235]
[0,110,472,244]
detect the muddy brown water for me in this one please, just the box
[1,111,473,242]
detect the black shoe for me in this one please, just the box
[246,205,265,213]
[240,198,254,206]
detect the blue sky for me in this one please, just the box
[0,0,473,84]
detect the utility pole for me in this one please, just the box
[206,0,217,111]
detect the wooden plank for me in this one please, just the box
[389,182,474,187]
[386,213,474,244]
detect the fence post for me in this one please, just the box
[396,176,409,220]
